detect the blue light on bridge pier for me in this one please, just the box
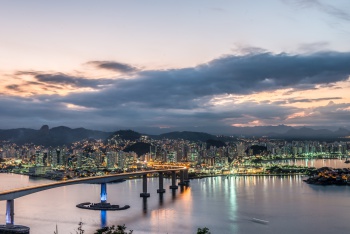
[5,207,10,225]
[100,183,107,203]
[6,200,14,225]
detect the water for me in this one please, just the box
[267,158,350,168]
[1,160,350,234]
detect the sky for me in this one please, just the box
[1,0,350,133]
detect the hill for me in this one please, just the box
[108,130,141,141]
[123,142,151,156]
[206,139,226,149]
[0,125,111,147]
[246,145,268,155]
[0,125,349,147]
[156,131,217,142]
[268,127,350,140]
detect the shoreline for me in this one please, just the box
[7,172,310,182]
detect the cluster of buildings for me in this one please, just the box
[0,136,349,177]
[260,139,348,158]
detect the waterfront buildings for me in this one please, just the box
[0,136,349,175]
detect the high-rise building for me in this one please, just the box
[106,151,117,169]
[118,151,125,169]
[76,152,83,168]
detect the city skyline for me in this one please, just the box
[1,0,350,131]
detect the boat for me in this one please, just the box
[251,218,269,224]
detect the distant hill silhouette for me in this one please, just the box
[108,130,141,141]
[206,139,226,149]
[123,142,151,156]
[229,125,294,136]
[156,131,217,142]
[268,127,350,140]
[0,125,349,147]
[246,145,268,155]
[0,125,111,147]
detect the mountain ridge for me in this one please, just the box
[0,125,349,146]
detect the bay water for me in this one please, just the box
[0,159,349,234]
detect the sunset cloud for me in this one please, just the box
[0,50,349,130]
[87,61,138,73]
[60,51,350,111]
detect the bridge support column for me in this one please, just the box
[178,170,186,186]
[6,199,14,226]
[101,183,107,203]
[157,172,166,193]
[184,169,190,185]
[140,174,150,197]
[169,171,178,189]
[0,199,30,233]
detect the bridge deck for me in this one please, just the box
[0,168,184,201]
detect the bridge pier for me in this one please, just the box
[0,199,30,234]
[6,199,14,226]
[184,169,190,185]
[140,174,150,197]
[142,197,148,213]
[157,172,166,193]
[100,183,107,203]
[169,171,178,189]
[77,182,130,211]
[178,170,186,186]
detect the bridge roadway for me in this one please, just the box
[0,166,189,232]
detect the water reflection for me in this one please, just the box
[142,197,148,214]
[100,210,107,227]
[271,158,349,168]
[180,185,185,193]
[171,189,176,200]
[158,193,164,206]
[3,174,350,234]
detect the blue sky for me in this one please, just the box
[1,0,350,132]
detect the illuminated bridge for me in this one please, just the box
[0,167,189,233]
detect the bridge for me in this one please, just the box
[0,167,189,233]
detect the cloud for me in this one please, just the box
[297,41,330,53]
[286,102,350,126]
[272,97,343,104]
[1,50,350,130]
[6,84,21,91]
[315,1,350,21]
[88,61,138,73]
[16,71,115,89]
[62,51,350,111]
[283,0,350,21]
[0,94,300,131]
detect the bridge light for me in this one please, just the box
[100,183,107,203]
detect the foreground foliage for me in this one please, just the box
[94,224,133,234]
[197,227,211,234]
[70,222,209,234]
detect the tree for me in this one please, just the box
[76,222,84,234]
[197,227,211,234]
[73,222,208,234]
[94,225,133,234]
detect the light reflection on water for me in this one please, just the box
[0,168,350,233]
[279,158,349,168]
[100,210,106,227]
